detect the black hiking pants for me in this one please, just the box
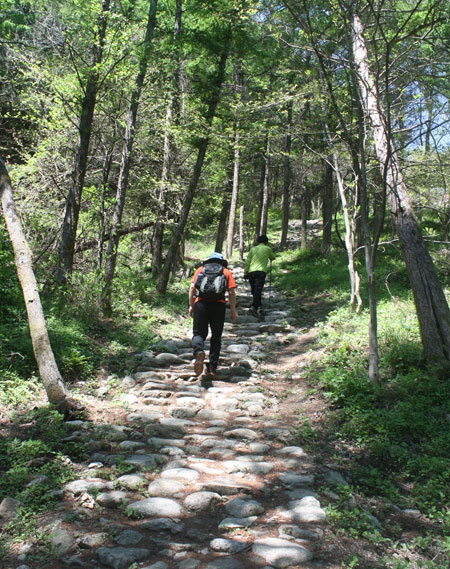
[248,270,267,310]
[192,300,226,368]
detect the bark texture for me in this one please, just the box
[259,136,270,237]
[1,160,70,409]
[334,154,362,313]
[225,126,241,259]
[280,100,293,251]
[321,159,333,254]
[215,151,234,253]
[351,9,450,365]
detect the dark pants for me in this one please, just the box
[248,271,267,310]
[192,300,226,368]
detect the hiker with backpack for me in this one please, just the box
[189,252,236,376]
[244,235,275,319]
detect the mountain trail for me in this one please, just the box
[5,263,352,569]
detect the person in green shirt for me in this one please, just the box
[244,235,275,318]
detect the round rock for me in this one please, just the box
[252,537,313,567]
[127,497,182,518]
[225,497,264,518]
[148,479,186,497]
[210,538,248,554]
[96,491,129,508]
[161,468,200,482]
[116,474,146,490]
[183,491,221,512]
[97,547,151,569]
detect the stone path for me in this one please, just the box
[17,264,344,569]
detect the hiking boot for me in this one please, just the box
[194,351,205,376]
[257,308,264,321]
[205,363,217,376]
[249,306,258,318]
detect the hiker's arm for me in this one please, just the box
[189,283,196,317]
[228,288,236,322]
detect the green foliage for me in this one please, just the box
[0,225,23,320]
[275,240,450,568]
[326,502,384,539]
[275,247,350,300]
[314,304,450,507]
[0,226,40,385]
[0,372,40,407]
[0,255,191,392]
[47,316,96,381]
[0,407,78,524]
[0,0,35,39]
[312,301,450,510]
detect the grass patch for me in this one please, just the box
[275,240,450,568]
[305,290,450,513]
[274,247,351,300]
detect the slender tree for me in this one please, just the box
[225,61,244,259]
[225,124,241,258]
[1,160,73,413]
[254,133,270,240]
[333,153,362,313]
[280,99,293,250]
[57,0,111,285]
[215,150,234,253]
[300,176,308,249]
[102,0,158,315]
[349,2,450,366]
[321,159,333,254]
[152,0,182,277]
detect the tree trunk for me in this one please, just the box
[300,179,308,250]
[239,205,244,260]
[260,136,270,237]
[225,62,244,259]
[225,125,240,259]
[280,100,293,251]
[151,103,172,278]
[0,160,71,411]
[254,153,265,243]
[334,154,362,313]
[321,159,333,254]
[57,0,111,285]
[152,0,182,277]
[347,19,383,382]
[97,145,114,270]
[444,211,450,244]
[353,106,379,380]
[102,0,158,315]
[215,149,234,254]
[351,9,450,365]
[157,27,232,295]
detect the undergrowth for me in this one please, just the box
[0,407,84,559]
[282,250,450,568]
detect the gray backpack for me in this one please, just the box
[194,263,227,300]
